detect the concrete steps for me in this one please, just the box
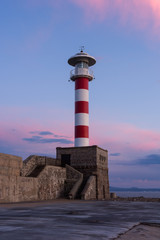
[28,165,45,177]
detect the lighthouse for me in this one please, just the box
[68,50,96,147]
[56,50,109,200]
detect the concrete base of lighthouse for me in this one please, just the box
[0,146,109,202]
[56,145,110,200]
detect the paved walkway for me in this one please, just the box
[0,200,160,239]
[115,223,160,240]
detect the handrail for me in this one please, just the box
[68,175,83,199]
[81,176,96,200]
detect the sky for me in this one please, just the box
[1,0,160,188]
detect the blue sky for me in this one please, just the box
[1,0,160,188]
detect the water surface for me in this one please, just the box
[116,191,160,198]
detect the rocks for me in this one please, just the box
[110,196,160,202]
[110,192,117,199]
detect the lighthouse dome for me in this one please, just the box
[68,51,96,67]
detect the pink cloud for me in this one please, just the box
[23,0,160,35]
[109,159,160,188]
[71,0,160,34]
[0,119,73,159]
[21,0,160,45]
[90,121,160,161]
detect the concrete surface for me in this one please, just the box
[115,223,160,240]
[0,200,160,239]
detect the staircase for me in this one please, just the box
[76,177,88,199]
[27,165,45,177]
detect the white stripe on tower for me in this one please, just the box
[75,89,89,102]
[75,113,89,126]
[75,77,89,147]
[75,138,89,147]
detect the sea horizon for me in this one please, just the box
[114,191,160,198]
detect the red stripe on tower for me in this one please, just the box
[75,101,89,114]
[75,77,89,90]
[68,50,96,147]
[75,126,89,138]
[75,77,89,144]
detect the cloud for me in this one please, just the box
[110,153,121,157]
[23,136,42,142]
[39,131,54,136]
[41,138,73,144]
[93,121,160,152]
[109,160,160,188]
[71,0,160,35]
[110,177,160,188]
[90,121,160,167]
[29,131,71,138]
[137,154,160,165]
[111,154,160,166]
[23,135,73,144]
[24,0,160,36]
[0,120,73,159]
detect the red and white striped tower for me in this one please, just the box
[68,50,96,147]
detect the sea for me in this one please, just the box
[115,191,160,198]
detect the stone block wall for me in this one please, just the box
[97,168,110,199]
[64,180,77,196]
[0,175,38,203]
[66,164,83,180]
[73,166,96,179]
[57,146,97,167]
[0,153,66,203]
[96,148,109,199]
[0,153,38,203]
[96,147,108,170]
[21,155,61,177]
[17,177,38,202]
[65,165,83,199]
[0,165,66,203]
[56,146,110,200]
[57,145,108,170]
[0,144,110,202]
[38,166,66,200]
[64,165,82,197]
[0,153,22,176]
[81,176,96,200]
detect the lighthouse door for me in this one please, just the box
[61,154,71,167]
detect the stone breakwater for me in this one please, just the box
[110,196,160,202]
[0,146,110,203]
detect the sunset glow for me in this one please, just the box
[1,0,160,187]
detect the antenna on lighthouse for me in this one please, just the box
[68,50,96,147]
[79,46,85,52]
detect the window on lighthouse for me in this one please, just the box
[76,62,88,69]
[75,62,89,76]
